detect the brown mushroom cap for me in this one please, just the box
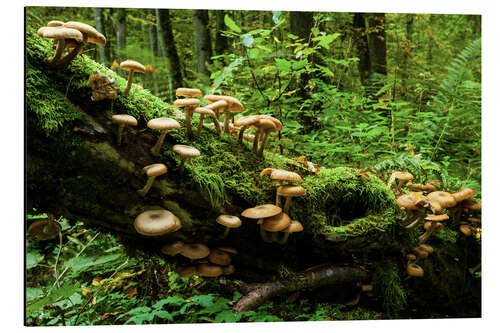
[120,60,146,73]
[241,204,282,220]
[407,253,417,261]
[208,249,231,266]
[196,263,224,277]
[142,163,167,178]
[270,169,303,183]
[234,115,260,127]
[47,20,65,27]
[203,95,243,112]
[216,246,238,255]
[173,98,202,107]
[194,107,216,117]
[161,240,185,256]
[412,246,429,259]
[28,219,60,240]
[172,144,201,158]
[459,224,473,236]
[468,217,481,224]
[424,214,449,222]
[176,87,202,98]
[462,199,482,211]
[452,188,476,202]
[396,192,425,210]
[134,210,179,236]
[426,191,457,208]
[262,212,291,232]
[175,265,197,278]
[37,26,84,43]
[407,263,424,277]
[222,264,235,275]
[425,179,442,185]
[259,168,275,177]
[418,244,434,254]
[281,220,304,233]
[216,215,242,228]
[180,243,210,260]
[258,115,283,131]
[63,21,105,44]
[204,100,228,111]
[277,185,306,197]
[112,114,138,126]
[406,182,437,192]
[147,117,181,131]
[393,171,414,181]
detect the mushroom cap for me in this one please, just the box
[396,192,425,210]
[406,253,417,261]
[47,20,65,27]
[234,115,261,127]
[134,210,179,236]
[204,100,228,111]
[176,87,202,98]
[63,21,105,44]
[258,115,282,131]
[161,240,184,256]
[256,118,278,131]
[173,98,202,107]
[120,59,146,72]
[468,217,481,224]
[262,212,291,232]
[193,107,216,117]
[28,219,60,240]
[196,263,224,277]
[418,244,434,254]
[259,168,275,177]
[462,199,482,210]
[111,114,138,126]
[393,171,414,181]
[270,169,303,183]
[208,249,232,266]
[203,95,243,112]
[406,182,437,192]
[434,222,444,232]
[37,26,84,42]
[147,117,181,131]
[426,191,457,208]
[424,214,449,222]
[452,188,476,202]
[216,215,242,228]
[172,144,201,158]
[142,163,167,177]
[222,264,235,275]
[277,185,306,197]
[425,179,442,185]
[216,246,238,255]
[412,246,429,259]
[180,243,210,260]
[172,215,183,232]
[459,224,473,236]
[407,263,424,277]
[175,265,197,278]
[241,204,282,220]
[281,220,303,233]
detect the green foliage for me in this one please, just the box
[374,260,407,317]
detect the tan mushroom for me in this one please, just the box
[261,212,291,243]
[28,216,60,241]
[134,210,181,236]
[120,60,146,96]
[222,264,235,275]
[387,171,414,194]
[256,116,282,157]
[37,26,83,66]
[175,265,197,278]
[111,114,137,146]
[241,204,282,243]
[260,168,303,206]
[176,87,202,98]
[216,215,242,239]
[277,185,306,214]
[418,214,449,244]
[196,263,223,278]
[180,243,210,260]
[137,163,167,197]
[173,98,202,137]
[172,144,201,174]
[234,115,260,145]
[204,100,228,131]
[277,220,303,244]
[406,182,437,193]
[193,107,217,137]
[208,249,231,266]
[407,263,424,277]
[147,117,181,156]
[161,240,185,256]
[203,95,244,133]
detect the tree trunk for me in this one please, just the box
[192,9,213,82]
[93,8,107,65]
[366,13,387,76]
[148,9,159,57]
[401,14,414,97]
[352,13,370,87]
[157,8,183,99]
[116,8,127,61]
[214,10,228,56]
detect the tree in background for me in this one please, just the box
[193,9,213,83]
[93,8,107,64]
[116,8,127,60]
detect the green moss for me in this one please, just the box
[374,260,407,317]
[434,227,458,244]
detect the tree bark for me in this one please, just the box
[366,13,387,76]
[93,8,107,65]
[192,9,213,82]
[116,8,127,60]
[157,8,183,99]
[352,13,371,87]
[214,10,228,56]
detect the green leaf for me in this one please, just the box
[26,288,43,302]
[27,249,44,269]
[224,14,241,33]
[27,283,80,314]
[313,33,341,49]
[191,294,214,307]
[275,59,291,72]
[272,11,283,25]
[65,253,123,273]
[215,310,242,323]
[152,296,185,308]
[240,33,254,48]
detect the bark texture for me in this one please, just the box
[93,8,107,64]
[193,9,213,81]
[116,8,127,60]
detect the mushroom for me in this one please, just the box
[234,115,260,145]
[418,214,448,244]
[222,264,235,275]
[216,246,238,255]
[180,244,210,260]
[57,21,106,68]
[256,116,282,157]
[193,107,217,137]
[277,220,303,244]
[119,60,146,96]
[161,240,185,256]
[261,212,291,243]
[203,95,244,133]
[28,217,60,241]
[406,182,437,193]
[387,171,414,194]
[37,26,83,66]
[411,245,429,259]
[216,215,242,239]
[204,99,228,128]
[260,168,303,206]
[208,249,232,266]
[175,266,197,278]
[111,114,137,146]
[137,163,167,197]
[426,191,457,210]
[173,98,202,137]
[407,263,424,277]
[133,210,181,236]
[459,224,473,236]
[147,117,181,156]
[450,188,476,222]
[196,263,224,278]
[396,192,428,229]
[277,185,306,214]
[172,144,201,174]
[241,204,282,242]
[176,87,202,98]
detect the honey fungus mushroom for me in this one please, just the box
[260,168,303,206]
[137,163,167,197]
[261,212,291,243]
[161,240,185,256]
[208,249,232,266]
[173,98,202,137]
[28,216,61,241]
[37,25,83,66]
[387,171,414,194]
[58,21,106,68]
[216,215,242,239]
[418,214,448,244]
[111,114,137,146]
[180,243,210,260]
[193,107,217,137]
[147,117,181,156]
[172,144,201,174]
[241,204,282,242]
[407,263,424,277]
[203,95,244,133]
[277,220,303,245]
[120,60,146,96]
[277,185,306,214]
[134,210,181,236]
[234,115,260,145]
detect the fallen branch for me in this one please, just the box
[232,264,367,312]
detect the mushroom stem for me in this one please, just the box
[137,176,157,197]
[220,227,231,239]
[151,130,168,156]
[257,130,271,157]
[211,117,221,135]
[394,179,404,194]
[252,128,262,154]
[403,215,424,230]
[259,224,273,243]
[116,124,125,146]
[275,180,283,206]
[179,156,187,174]
[283,196,293,214]
[277,232,291,245]
[238,124,251,145]
[418,222,435,244]
[123,70,135,96]
[48,38,66,67]
[185,107,193,137]
[223,110,231,134]
[56,42,84,69]
[195,114,205,137]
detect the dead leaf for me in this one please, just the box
[125,286,137,299]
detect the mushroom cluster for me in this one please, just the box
[406,244,435,278]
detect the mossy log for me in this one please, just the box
[25,25,480,316]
